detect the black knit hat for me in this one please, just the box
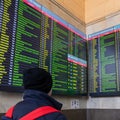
[23,68,52,93]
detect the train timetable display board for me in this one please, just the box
[88,32,120,96]
[0,0,87,95]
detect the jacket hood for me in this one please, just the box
[23,89,63,110]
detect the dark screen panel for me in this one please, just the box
[39,15,53,72]
[12,0,42,86]
[88,38,101,93]
[52,21,69,94]
[68,32,87,95]
[0,0,19,86]
[88,33,120,96]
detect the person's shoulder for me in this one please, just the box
[41,111,67,120]
[1,115,11,120]
[55,112,67,120]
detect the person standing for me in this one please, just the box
[2,68,67,120]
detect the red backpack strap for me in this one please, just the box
[20,106,60,120]
[5,106,15,118]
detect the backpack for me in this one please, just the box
[4,106,60,120]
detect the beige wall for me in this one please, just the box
[85,0,120,24]
[36,0,86,33]
[87,96,120,109]
[37,0,120,25]
[0,92,22,113]
[0,91,87,113]
[52,0,85,23]
[86,12,120,35]
[36,0,120,34]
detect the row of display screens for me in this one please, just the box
[0,0,87,95]
[1,0,120,97]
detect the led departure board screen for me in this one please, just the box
[0,0,87,95]
[88,32,120,96]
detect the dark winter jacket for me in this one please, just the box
[1,90,67,120]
